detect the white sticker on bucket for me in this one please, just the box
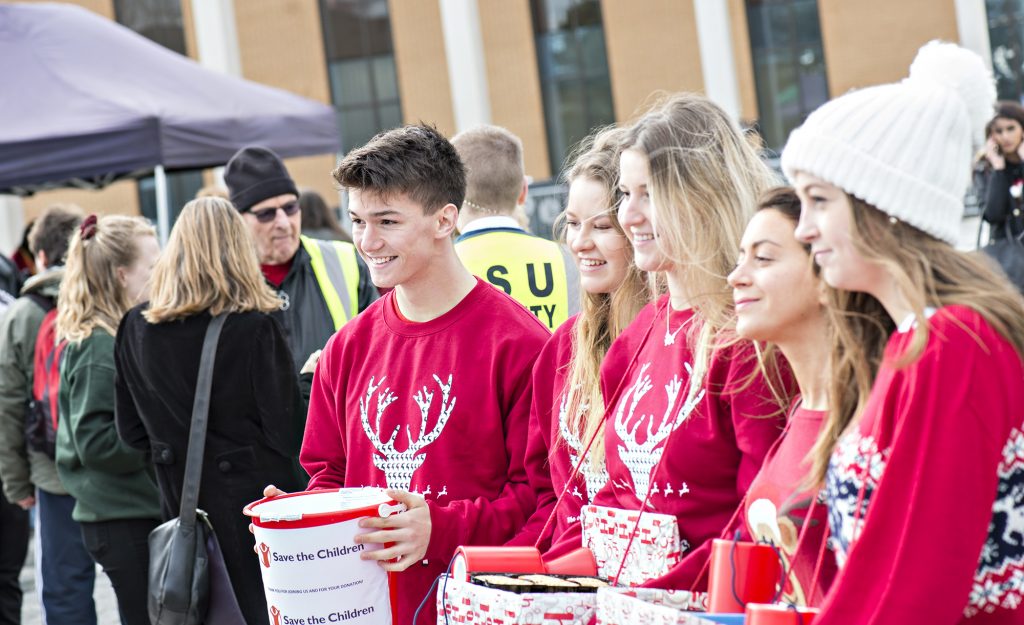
[253,517,392,625]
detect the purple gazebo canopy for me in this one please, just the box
[0,2,340,195]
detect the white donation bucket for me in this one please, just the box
[244,488,403,625]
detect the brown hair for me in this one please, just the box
[57,216,156,343]
[809,195,1024,484]
[144,197,281,323]
[452,125,525,215]
[333,124,466,215]
[559,125,654,468]
[28,204,83,266]
[986,100,1024,143]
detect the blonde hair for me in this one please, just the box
[452,125,525,214]
[623,92,781,405]
[57,216,156,344]
[145,197,281,323]
[810,196,1024,484]
[559,125,654,468]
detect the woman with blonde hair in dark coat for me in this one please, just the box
[114,197,307,625]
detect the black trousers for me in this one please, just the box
[80,518,159,625]
[0,482,29,625]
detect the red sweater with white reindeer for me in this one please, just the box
[511,307,657,550]
[547,297,787,585]
[817,306,1024,625]
[302,278,549,624]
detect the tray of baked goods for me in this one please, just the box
[468,572,610,594]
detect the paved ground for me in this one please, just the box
[19,531,121,625]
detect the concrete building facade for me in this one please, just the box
[2,0,1001,248]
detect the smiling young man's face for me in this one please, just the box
[349,189,452,290]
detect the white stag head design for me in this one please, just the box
[359,374,456,491]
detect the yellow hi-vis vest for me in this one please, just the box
[301,235,360,330]
[455,229,579,330]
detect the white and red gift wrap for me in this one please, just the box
[436,576,597,625]
[596,588,712,625]
[581,504,684,586]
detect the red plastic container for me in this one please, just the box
[707,539,783,613]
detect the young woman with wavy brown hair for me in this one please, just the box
[785,42,1024,624]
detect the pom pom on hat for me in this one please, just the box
[781,41,995,245]
[907,40,996,148]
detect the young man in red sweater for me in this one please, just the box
[293,124,549,622]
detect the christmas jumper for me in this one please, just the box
[742,406,835,607]
[301,278,550,624]
[819,305,1024,624]
[547,296,788,587]
[512,307,655,549]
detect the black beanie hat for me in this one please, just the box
[224,146,299,212]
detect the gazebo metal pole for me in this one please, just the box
[154,164,169,244]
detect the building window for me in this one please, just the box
[988,0,1024,101]
[531,0,615,177]
[746,0,829,153]
[113,0,201,222]
[319,0,402,154]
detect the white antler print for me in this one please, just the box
[558,391,609,501]
[360,374,456,491]
[615,362,691,500]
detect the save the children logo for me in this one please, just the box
[270,604,377,624]
[260,543,272,568]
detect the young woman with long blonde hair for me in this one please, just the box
[114,197,307,625]
[54,214,161,625]
[512,126,654,549]
[548,93,792,588]
[786,41,1024,623]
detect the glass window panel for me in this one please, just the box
[113,0,186,55]
[578,26,610,73]
[585,76,615,128]
[378,103,402,131]
[746,0,828,151]
[533,0,614,176]
[329,59,373,108]
[339,107,380,152]
[795,1,823,45]
[371,55,399,101]
[767,4,795,48]
[322,0,366,60]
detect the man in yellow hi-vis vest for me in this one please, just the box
[224,146,379,375]
[452,126,578,330]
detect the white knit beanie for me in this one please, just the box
[781,41,995,245]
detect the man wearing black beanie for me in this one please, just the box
[224,146,378,382]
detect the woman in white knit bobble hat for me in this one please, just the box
[783,41,1024,623]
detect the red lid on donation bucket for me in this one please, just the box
[244,487,404,529]
[746,603,819,625]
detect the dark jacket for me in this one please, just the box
[271,243,377,372]
[114,308,307,625]
[980,160,1024,242]
[55,329,160,523]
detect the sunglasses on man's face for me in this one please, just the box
[249,201,300,223]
